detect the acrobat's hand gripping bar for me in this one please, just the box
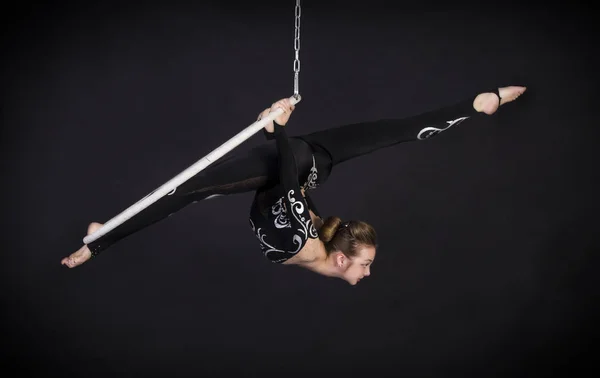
[83,95,301,245]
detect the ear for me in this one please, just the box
[335,253,346,267]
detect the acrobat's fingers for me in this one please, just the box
[257,108,271,121]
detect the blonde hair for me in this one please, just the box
[318,216,377,257]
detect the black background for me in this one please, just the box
[2,1,598,377]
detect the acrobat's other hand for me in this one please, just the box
[258,98,295,133]
[269,98,295,126]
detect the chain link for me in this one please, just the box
[293,0,301,97]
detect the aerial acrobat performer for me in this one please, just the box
[62,86,526,284]
[60,2,527,286]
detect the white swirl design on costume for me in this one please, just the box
[271,198,291,229]
[417,116,470,140]
[249,188,318,262]
[249,218,302,263]
[288,189,318,240]
[302,155,318,190]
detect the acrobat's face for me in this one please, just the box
[341,245,376,285]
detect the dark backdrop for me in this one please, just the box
[2,1,598,377]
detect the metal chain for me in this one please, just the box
[293,0,301,97]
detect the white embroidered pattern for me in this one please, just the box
[302,155,318,190]
[249,188,318,262]
[287,189,318,241]
[417,116,470,140]
[249,218,291,263]
[271,197,291,229]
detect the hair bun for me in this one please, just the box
[318,216,343,243]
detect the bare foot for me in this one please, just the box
[473,86,527,115]
[61,222,103,268]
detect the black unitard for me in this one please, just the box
[88,92,492,262]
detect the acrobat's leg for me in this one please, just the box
[298,86,526,166]
[80,138,316,258]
